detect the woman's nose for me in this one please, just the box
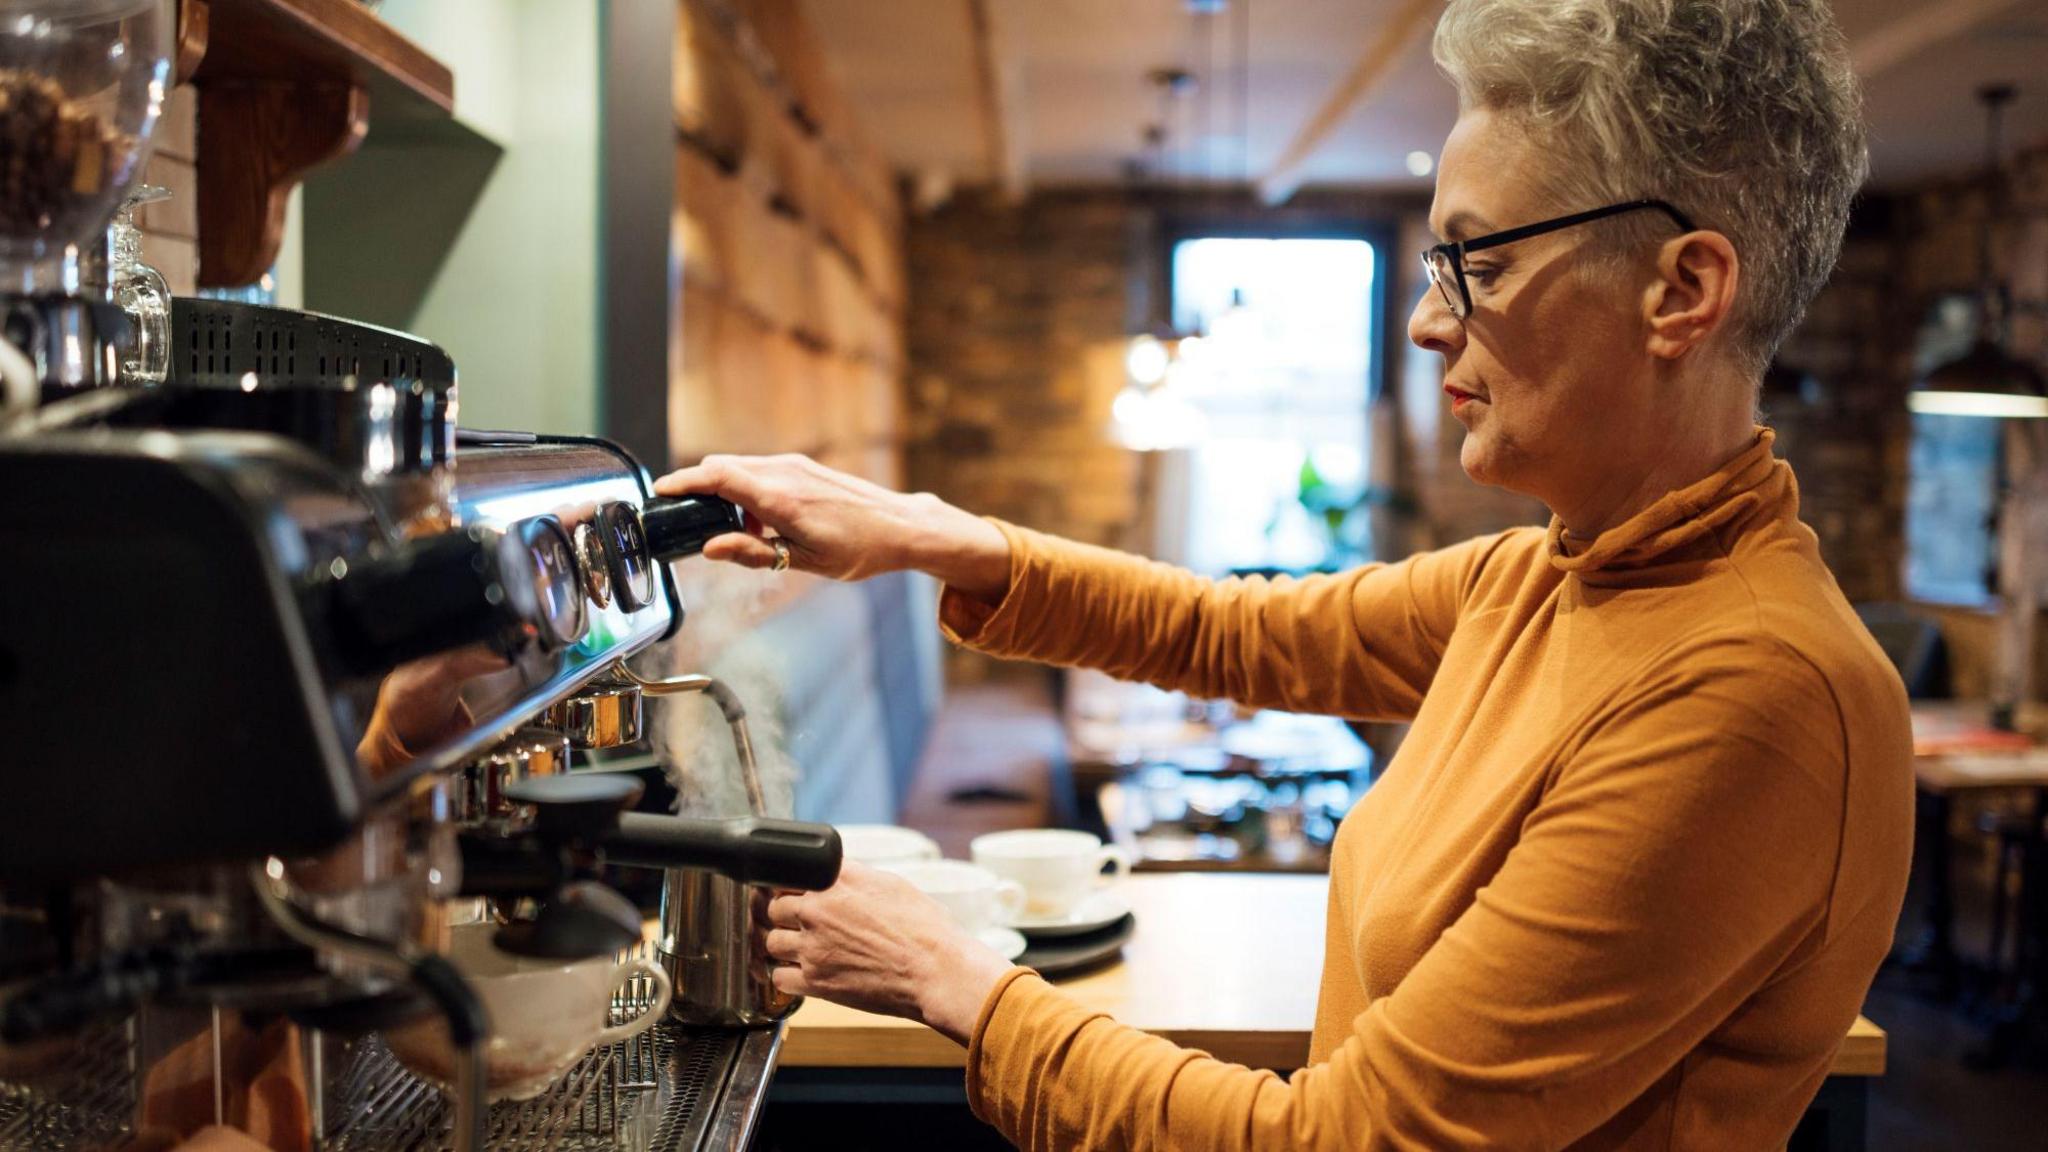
[1408,286,1463,356]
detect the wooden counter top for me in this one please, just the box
[781,873,1887,1077]
[786,873,1325,1070]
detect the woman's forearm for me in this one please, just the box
[896,492,1013,604]
[916,932,1018,1046]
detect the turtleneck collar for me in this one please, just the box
[1546,427,1791,583]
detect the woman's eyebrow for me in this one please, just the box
[1443,210,1496,242]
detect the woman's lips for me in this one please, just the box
[1445,384,1486,412]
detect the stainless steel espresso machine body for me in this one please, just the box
[0,297,838,1152]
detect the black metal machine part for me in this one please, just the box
[166,298,457,471]
[460,773,843,959]
[11,295,130,393]
[642,495,747,563]
[0,299,803,1151]
[0,429,688,883]
[0,432,376,882]
[0,943,322,1044]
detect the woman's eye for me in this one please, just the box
[1466,264,1503,288]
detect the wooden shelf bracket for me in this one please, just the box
[197,80,366,288]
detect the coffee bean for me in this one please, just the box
[0,69,129,239]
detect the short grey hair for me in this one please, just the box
[1433,0,1867,374]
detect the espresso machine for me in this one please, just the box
[0,5,836,1149]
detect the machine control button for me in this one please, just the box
[598,501,658,612]
[517,515,587,651]
[573,520,611,609]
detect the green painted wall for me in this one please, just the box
[304,0,603,437]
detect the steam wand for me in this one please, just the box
[616,665,768,816]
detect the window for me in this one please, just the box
[1168,235,1379,576]
[1906,294,2000,607]
[1907,414,1999,605]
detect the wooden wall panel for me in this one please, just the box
[670,279,727,461]
[138,84,201,297]
[674,11,749,167]
[738,0,837,135]
[670,0,905,486]
[138,154,200,240]
[139,234,199,298]
[676,144,739,294]
[814,350,857,448]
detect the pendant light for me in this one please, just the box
[1908,84,2048,419]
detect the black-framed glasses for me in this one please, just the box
[1420,199,1696,320]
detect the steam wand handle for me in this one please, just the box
[602,814,843,891]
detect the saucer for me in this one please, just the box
[1009,889,1132,938]
[1016,913,1136,979]
[977,926,1028,961]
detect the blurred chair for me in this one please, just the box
[1854,602,1951,699]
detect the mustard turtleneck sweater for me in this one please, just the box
[938,429,1913,1151]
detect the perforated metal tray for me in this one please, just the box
[320,1022,779,1152]
[0,994,782,1152]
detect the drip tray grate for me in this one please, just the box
[2,979,782,1152]
[320,968,770,1152]
[323,1024,750,1152]
[0,1019,137,1150]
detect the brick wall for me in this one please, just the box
[899,185,1545,559]
[1768,204,1920,606]
[902,189,1143,548]
[1772,143,2048,618]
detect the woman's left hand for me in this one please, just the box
[764,862,1017,1045]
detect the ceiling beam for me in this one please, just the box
[1256,0,1438,205]
[968,0,1029,202]
[1849,0,2030,79]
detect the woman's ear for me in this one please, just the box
[1644,231,1740,361]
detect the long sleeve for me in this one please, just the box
[963,639,1855,1152]
[939,521,1528,721]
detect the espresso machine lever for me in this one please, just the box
[458,767,841,897]
[602,814,841,890]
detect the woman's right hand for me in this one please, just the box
[652,454,1013,601]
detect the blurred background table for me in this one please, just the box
[1907,701,2048,1068]
[1060,671,1374,873]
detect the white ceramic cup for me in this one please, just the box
[836,824,943,867]
[386,923,673,1101]
[883,859,1025,934]
[971,830,1132,920]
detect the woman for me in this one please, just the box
[656,1,1912,1147]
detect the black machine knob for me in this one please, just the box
[320,526,540,676]
[640,496,745,562]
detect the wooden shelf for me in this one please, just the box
[187,0,455,287]
[193,0,451,115]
